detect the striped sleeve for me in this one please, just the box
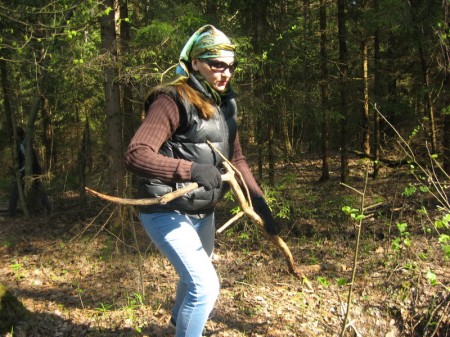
[125,94,193,181]
[231,134,264,198]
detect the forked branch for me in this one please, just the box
[220,163,311,288]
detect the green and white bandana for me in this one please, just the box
[176,25,235,76]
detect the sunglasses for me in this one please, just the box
[199,58,238,73]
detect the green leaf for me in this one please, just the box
[402,184,416,196]
[392,238,401,252]
[441,105,450,115]
[355,214,365,221]
[317,276,329,287]
[336,278,347,286]
[419,185,429,193]
[439,234,449,244]
[397,222,408,233]
[403,237,411,247]
[417,206,428,215]
[426,270,437,285]
[441,245,450,259]
[418,252,427,260]
[103,6,113,16]
[342,206,359,215]
[435,214,450,229]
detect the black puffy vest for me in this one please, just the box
[138,77,238,214]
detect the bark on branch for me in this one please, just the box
[85,183,200,206]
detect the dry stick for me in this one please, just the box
[221,162,311,287]
[205,140,253,208]
[85,183,200,205]
[339,168,369,337]
[217,211,245,233]
[129,206,146,302]
[85,175,241,206]
[70,202,111,241]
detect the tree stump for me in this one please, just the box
[0,283,28,334]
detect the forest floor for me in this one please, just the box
[0,157,449,337]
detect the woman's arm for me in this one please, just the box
[231,134,264,198]
[125,94,193,181]
[231,134,281,235]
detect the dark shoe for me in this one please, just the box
[169,316,176,329]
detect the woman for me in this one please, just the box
[125,25,280,337]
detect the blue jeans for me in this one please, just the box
[140,211,219,337]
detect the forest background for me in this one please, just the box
[0,0,449,336]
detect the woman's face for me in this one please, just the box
[191,57,237,92]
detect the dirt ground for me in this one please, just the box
[0,158,449,337]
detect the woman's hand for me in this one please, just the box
[251,196,281,235]
[191,163,222,191]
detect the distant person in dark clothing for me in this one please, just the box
[8,127,51,216]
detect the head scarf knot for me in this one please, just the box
[176,25,235,77]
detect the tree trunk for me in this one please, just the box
[23,52,46,216]
[338,0,349,183]
[361,39,370,156]
[79,119,90,204]
[0,59,13,140]
[25,94,41,178]
[268,122,275,186]
[280,97,292,156]
[41,95,53,171]
[248,0,270,183]
[407,0,437,154]
[372,5,381,178]
[277,42,292,156]
[278,49,293,156]
[118,0,134,147]
[319,0,330,182]
[420,51,437,154]
[443,114,450,174]
[100,0,125,196]
[1,59,29,217]
[442,0,450,173]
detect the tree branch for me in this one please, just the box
[85,183,200,206]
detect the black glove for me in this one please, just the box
[252,196,281,235]
[191,163,222,191]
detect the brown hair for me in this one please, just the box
[174,81,216,120]
[151,77,216,120]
